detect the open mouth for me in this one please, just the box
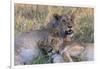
[63,27,74,38]
[65,29,73,35]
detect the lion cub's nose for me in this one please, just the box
[68,25,72,28]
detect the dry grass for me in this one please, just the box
[14,4,94,43]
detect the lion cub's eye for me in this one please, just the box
[70,18,73,21]
[62,19,66,22]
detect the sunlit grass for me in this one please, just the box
[15,4,94,43]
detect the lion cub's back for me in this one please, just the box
[14,30,49,65]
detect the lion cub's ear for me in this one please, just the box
[53,14,61,21]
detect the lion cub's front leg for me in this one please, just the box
[60,42,94,62]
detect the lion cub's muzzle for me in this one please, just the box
[64,27,74,38]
